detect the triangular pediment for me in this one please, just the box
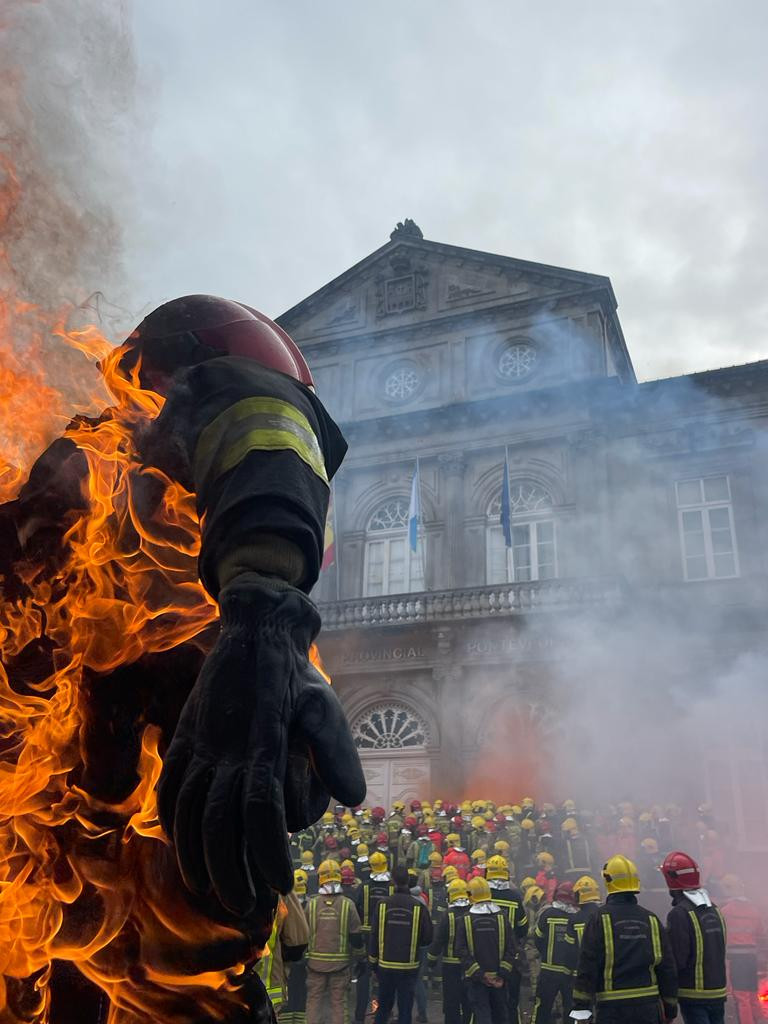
[278,232,614,343]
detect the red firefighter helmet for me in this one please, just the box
[410,800,422,812]
[451,815,464,829]
[661,851,701,891]
[554,881,576,905]
[371,807,386,822]
[484,821,497,834]
[122,294,314,389]
[494,812,506,825]
[376,831,388,846]
[340,865,356,885]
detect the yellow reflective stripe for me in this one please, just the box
[448,913,456,958]
[465,962,481,977]
[195,396,329,487]
[340,899,350,955]
[378,904,387,964]
[410,905,421,966]
[465,916,475,956]
[597,986,659,1002]
[678,988,728,1000]
[602,914,614,994]
[541,964,575,975]
[498,915,505,962]
[573,989,592,1002]
[363,886,370,929]
[689,911,704,993]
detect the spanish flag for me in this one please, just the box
[321,486,336,569]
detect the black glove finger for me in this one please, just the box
[283,749,331,833]
[156,736,193,842]
[173,757,215,896]
[242,766,293,895]
[202,764,256,917]
[295,683,366,808]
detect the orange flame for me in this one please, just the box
[0,310,279,1022]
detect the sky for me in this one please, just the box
[11,1,768,382]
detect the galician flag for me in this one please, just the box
[500,450,512,548]
[408,461,421,553]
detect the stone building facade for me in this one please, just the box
[278,221,768,856]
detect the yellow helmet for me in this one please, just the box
[525,884,545,906]
[573,875,601,904]
[521,797,535,810]
[563,799,576,813]
[447,878,470,904]
[322,811,334,824]
[493,840,510,854]
[300,850,314,866]
[511,805,522,816]
[319,859,342,885]
[442,865,459,883]
[369,851,388,873]
[521,819,535,832]
[460,800,472,813]
[472,800,486,813]
[639,812,653,824]
[471,849,487,863]
[342,812,354,825]
[561,817,578,834]
[446,833,460,847]
[357,843,369,857]
[468,876,492,903]
[392,801,405,814]
[433,799,444,810]
[536,852,555,868]
[640,838,659,854]
[341,859,355,871]
[294,868,308,895]
[520,876,536,893]
[603,855,640,894]
[424,815,436,827]
[471,815,486,830]
[486,855,509,881]
[428,851,443,866]
[348,825,360,838]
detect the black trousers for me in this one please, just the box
[679,1001,726,1024]
[532,969,573,1024]
[507,969,522,1023]
[442,962,471,1024]
[354,960,371,1022]
[596,1002,663,1024]
[466,981,509,1024]
[374,969,418,1024]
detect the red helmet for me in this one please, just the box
[661,851,701,891]
[554,881,576,905]
[123,294,314,389]
[376,831,388,846]
[417,824,429,836]
[410,800,422,812]
[494,813,506,825]
[404,815,418,828]
[484,821,497,834]
[324,835,338,850]
[339,847,351,860]
[341,865,356,885]
[371,807,386,822]
[451,815,464,829]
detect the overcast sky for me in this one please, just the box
[124,1,767,381]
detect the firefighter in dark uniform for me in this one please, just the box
[532,881,579,1024]
[562,819,595,883]
[455,876,518,1024]
[428,877,472,1024]
[354,850,394,1024]
[1,294,366,1023]
[486,854,529,1023]
[569,876,602,948]
[661,852,727,1024]
[369,866,433,1024]
[571,855,678,1024]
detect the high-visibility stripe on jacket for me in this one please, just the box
[307,895,352,963]
[455,909,516,981]
[256,916,284,1007]
[428,906,469,966]
[572,897,678,1010]
[368,892,433,971]
[534,907,577,975]
[667,900,728,1001]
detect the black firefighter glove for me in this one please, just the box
[157,573,366,916]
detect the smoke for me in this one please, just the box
[0,0,137,312]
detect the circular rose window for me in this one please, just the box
[498,342,537,382]
[383,365,421,402]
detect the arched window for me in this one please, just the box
[486,481,557,584]
[363,497,425,597]
[351,703,430,750]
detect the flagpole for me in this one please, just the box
[504,445,512,584]
[416,456,426,589]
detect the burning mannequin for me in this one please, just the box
[0,295,365,1023]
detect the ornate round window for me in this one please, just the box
[352,703,430,750]
[497,341,537,383]
[382,363,422,403]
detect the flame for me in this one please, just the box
[0,311,278,1021]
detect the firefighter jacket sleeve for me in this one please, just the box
[152,358,366,916]
[427,909,450,964]
[280,891,310,962]
[573,904,678,1018]
[666,901,728,1002]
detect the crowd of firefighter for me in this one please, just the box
[258,797,767,1024]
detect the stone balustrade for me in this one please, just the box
[318,576,625,630]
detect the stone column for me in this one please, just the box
[432,627,466,796]
[438,453,467,590]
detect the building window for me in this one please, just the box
[364,498,425,596]
[497,340,538,382]
[382,361,423,404]
[351,703,430,750]
[486,482,557,583]
[676,476,739,581]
